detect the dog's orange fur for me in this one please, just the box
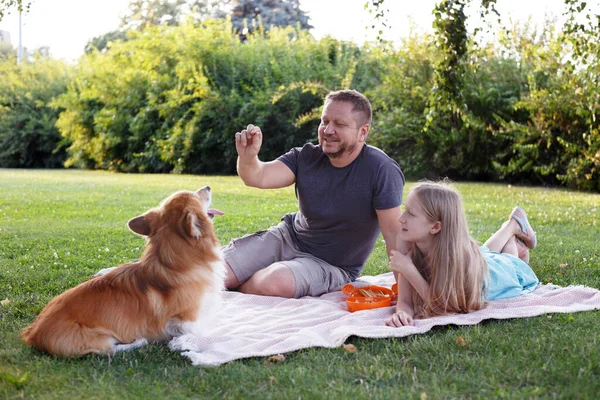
[21,187,225,357]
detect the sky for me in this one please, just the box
[0,0,597,62]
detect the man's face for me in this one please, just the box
[318,101,367,159]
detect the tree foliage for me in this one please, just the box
[364,0,390,45]
[220,0,312,38]
[0,56,73,167]
[1,1,599,191]
[54,20,355,173]
[494,3,600,190]
[84,30,130,54]
[85,0,313,53]
[119,0,223,31]
[85,0,221,54]
[0,40,15,59]
[0,0,31,21]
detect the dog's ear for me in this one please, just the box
[183,211,202,238]
[128,215,152,236]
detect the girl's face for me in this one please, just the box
[398,193,441,245]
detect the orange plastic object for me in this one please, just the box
[341,284,398,312]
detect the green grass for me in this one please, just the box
[1,169,599,399]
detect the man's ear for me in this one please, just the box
[359,124,370,142]
[430,221,442,235]
[183,211,202,238]
[128,215,152,236]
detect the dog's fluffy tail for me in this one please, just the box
[21,297,117,358]
[22,316,116,357]
[20,322,38,347]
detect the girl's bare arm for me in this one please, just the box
[389,250,430,301]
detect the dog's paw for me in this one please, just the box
[112,338,148,354]
[165,319,184,337]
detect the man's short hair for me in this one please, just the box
[325,89,372,127]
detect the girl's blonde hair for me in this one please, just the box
[409,181,488,318]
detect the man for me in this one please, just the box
[224,89,405,298]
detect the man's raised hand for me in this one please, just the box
[235,124,263,158]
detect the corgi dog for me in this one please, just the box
[21,186,226,357]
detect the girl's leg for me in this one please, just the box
[483,219,521,256]
[498,234,529,263]
[501,235,519,256]
[514,238,530,264]
[510,207,537,249]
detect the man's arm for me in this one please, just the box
[237,157,295,189]
[375,206,403,257]
[235,124,295,189]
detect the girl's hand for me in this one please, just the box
[388,249,414,274]
[386,310,414,327]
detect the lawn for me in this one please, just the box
[1,169,599,399]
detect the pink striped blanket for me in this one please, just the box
[169,273,600,366]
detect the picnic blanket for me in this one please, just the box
[169,272,600,367]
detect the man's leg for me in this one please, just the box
[224,222,349,298]
[229,255,350,299]
[224,262,241,289]
[222,222,298,295]
[238,263,296,298]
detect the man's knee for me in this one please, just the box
[240,263,296,298]
[224,261,241,289]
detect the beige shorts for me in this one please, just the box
[222,221,351,298]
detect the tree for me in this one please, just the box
[85,30,130,54]
[0,56,73,168]
[364,0,390,44]
[217,0,313,37]
[0,0,31,22]
[86,0,313,53]
[0,41,15,59]
[120,0,224,31]
[85,0,226,53]
[428,0,498,121]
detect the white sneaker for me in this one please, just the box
[93,266,117,277]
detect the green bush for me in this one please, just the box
[0,56,73,168]
[367,34,525,181]
[54,20,360,174]
[494,25,600,191]
[0,18,598,191]
[366,34,435,178]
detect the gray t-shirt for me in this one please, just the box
[278,143,404,280]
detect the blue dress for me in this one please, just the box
[481,246,539,300]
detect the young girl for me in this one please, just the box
[386,181,539,327]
